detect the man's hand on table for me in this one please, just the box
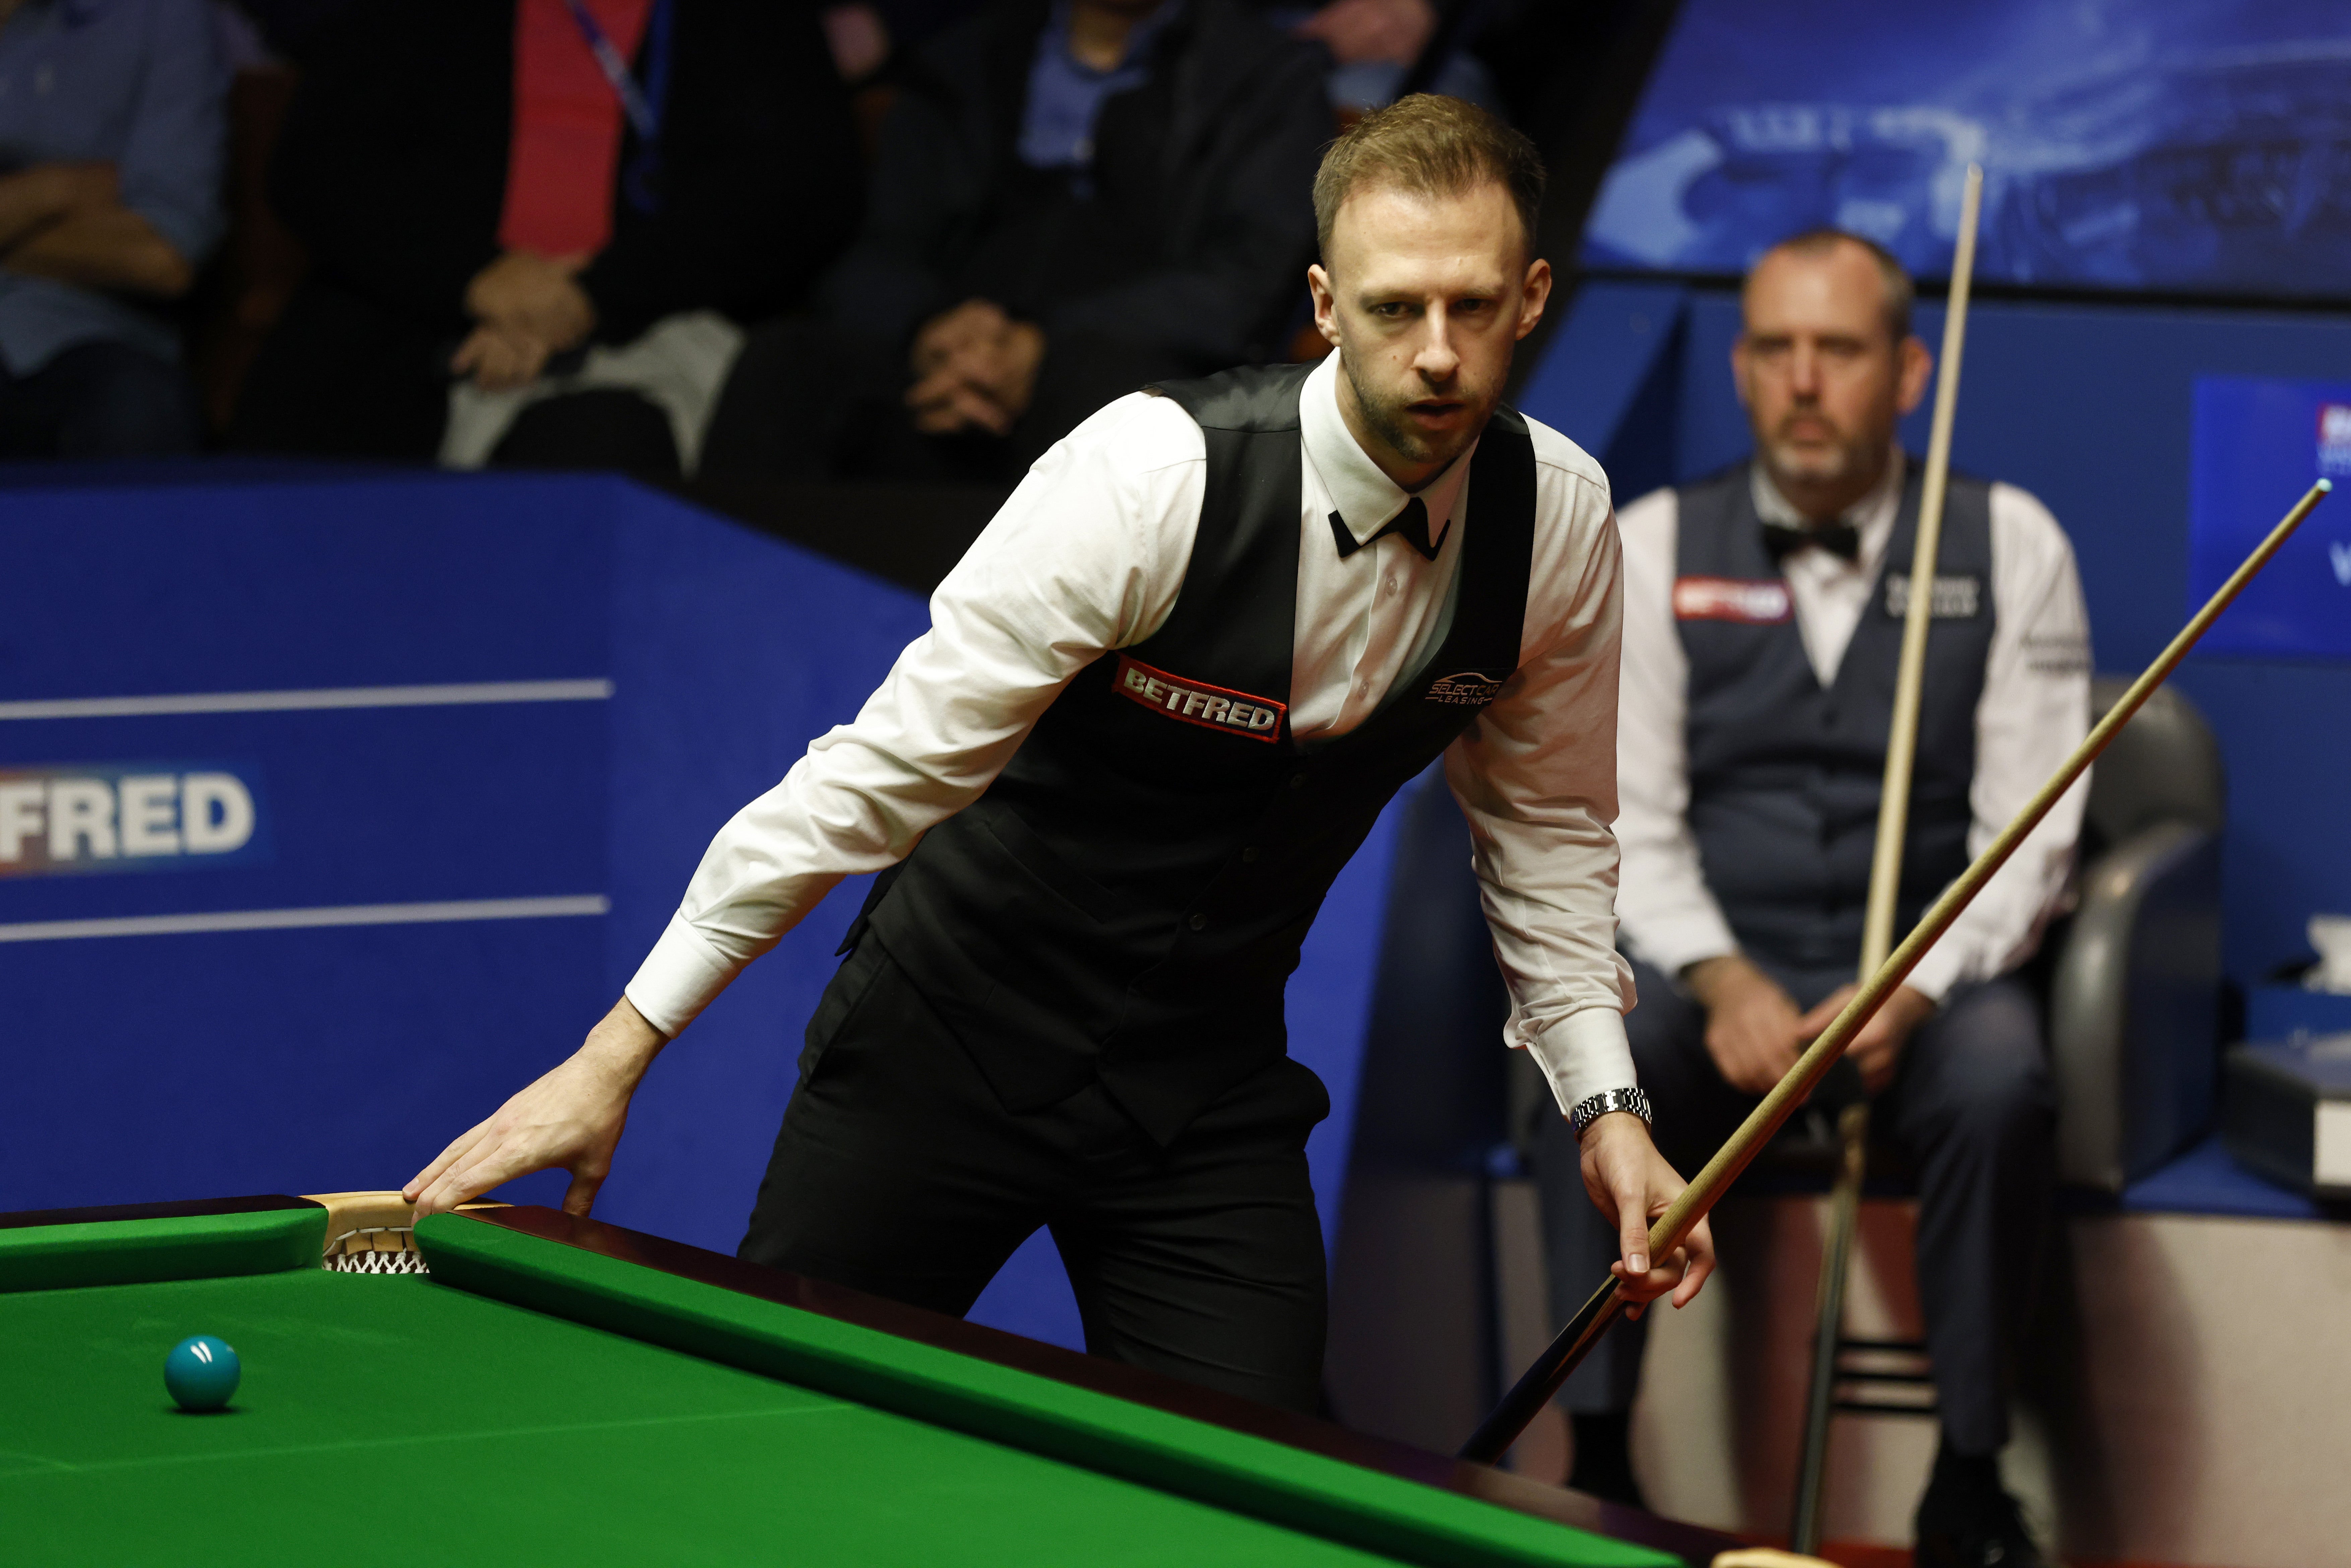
[1797,980,1935,1094]
[1685,953,1805,1095]
[905,298,1045,436]
[404,996,668,1218]
[1578,1111,1715,1319]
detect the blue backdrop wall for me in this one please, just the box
[1521,281,2351,987]
[0,470,1406,1352]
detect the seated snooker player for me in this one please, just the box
[407,95,1716,1416]
[1534,230,2090,1566]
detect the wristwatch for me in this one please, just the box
[1569,1087,1653,1140]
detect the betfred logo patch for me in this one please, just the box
[1673,576,1793,624]
[1114,655,1285,741]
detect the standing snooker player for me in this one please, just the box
[1536,230,2090,1565]
[408,95,1716,1416]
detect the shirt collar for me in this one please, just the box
[1300,350,1479,554]
[1750,447,1906,568]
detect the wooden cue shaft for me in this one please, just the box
[1861,162,1982,976]
[1460,476,2333,1466]
[1791,162,1984,1554]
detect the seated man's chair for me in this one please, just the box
[2046,676,2227,1191]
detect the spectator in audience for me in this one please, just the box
[232,0,861,478]
[1282,0,1497,117]
[701,0,1328,485]
[0,0,226,460]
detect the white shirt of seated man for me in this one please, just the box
[1617,233,2090,1101]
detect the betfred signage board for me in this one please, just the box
[2190,375,2351,660]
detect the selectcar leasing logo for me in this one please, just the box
[0,763,266,877]
[1426,670,1508,706]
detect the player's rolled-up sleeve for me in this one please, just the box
[625,396,1202,1036]
[1444,458,1639,1117]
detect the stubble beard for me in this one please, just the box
[1760,412,1888,503]
[1339,346,1495,478]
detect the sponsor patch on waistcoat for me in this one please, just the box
[1673,576,1793,624]
[1426,670,1508,706]
[1112,654,1285,741]
[1883,573,1983,620]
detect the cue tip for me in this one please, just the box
[2321,478,2335,492]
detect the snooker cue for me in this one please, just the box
[1459,474,2334,1468]
[1790,163,1985,1555]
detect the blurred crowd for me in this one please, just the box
[6,0,1587,478]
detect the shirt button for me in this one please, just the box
[1188,913,1208,931]
[1241,846,1260,863]
[1290,774,1308,790]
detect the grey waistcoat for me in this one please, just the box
[1672,460,1996,974]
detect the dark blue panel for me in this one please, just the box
[2189,376,2351,658]
[2121,1133,2321,1221]
[0,705,604,920]
[1517,281,1689,498]
[0,471,612,697]
[0,918,599,1212]
[590,489,935,1258]
[0,471,614,1215]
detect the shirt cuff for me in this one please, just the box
[1901,936,1967,1005]
[622,914,740,1039]
[1522,1004,1639,1119]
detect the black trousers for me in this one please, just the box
[1535,954,2055,1455]
[0,339,198,459]
[739,938,1332,1413]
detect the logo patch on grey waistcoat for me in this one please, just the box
[1673,576,1793,624]
[1883,573,1983,619]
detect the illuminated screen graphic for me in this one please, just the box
[1585,0,2351,299]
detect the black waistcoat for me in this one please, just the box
[861,362,1537,1144]
[1673,460,1995,974]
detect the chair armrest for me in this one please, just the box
[2049,821,2224,1191]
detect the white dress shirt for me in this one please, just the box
[1613,453,2093,999]
[626,351,1641,1115]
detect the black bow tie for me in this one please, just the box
[1761,519,1861,564]
[1331,496,1451,562]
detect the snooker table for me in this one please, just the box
[0,1193,1741,1567]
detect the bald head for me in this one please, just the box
[1745,230,1913,347]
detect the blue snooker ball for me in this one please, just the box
[165,1334,240,1412]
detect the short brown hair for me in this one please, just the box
[1752,229,1916,342]
[1312,94,1546,264]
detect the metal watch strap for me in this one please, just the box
[1570,1087,1652,1139]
